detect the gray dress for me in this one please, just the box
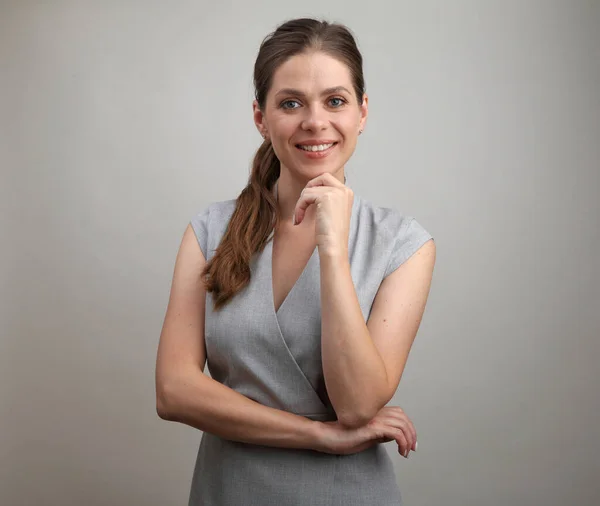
[188,182,433,506]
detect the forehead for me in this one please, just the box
[269,51,353,96]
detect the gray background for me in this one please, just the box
[1,1,599,505]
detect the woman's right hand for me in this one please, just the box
[314,406,418,458]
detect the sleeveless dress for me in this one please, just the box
[188,180,433,505]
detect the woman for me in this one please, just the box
[156,17,436,506]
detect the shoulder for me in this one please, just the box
[189,199,237,259]
[191,198,237,224]
[353,194,434,278]
[354,194,427,241]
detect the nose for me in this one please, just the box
[301,105,328,131]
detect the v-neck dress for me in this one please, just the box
[188,183,433,506]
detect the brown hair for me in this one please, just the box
[202,18,365,310]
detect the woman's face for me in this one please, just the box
[254,51,368,181]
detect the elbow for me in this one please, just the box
[156,399,171,421]
[156,381,178,421]
[336,408,377,429]
[156,366,206,422]
[335,394,389,429]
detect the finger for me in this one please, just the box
[376,414,416,452]
[397,422,414,456]
[400,414,417,451]
[293,185,343,226]
[378,412,417,449]
[293,188,321,225]
[374,424,409,458]
[294,177,351,225]
[371,422,408,455]
[392,428,410,458]
[367,422,410,457]
[304,172,345,189]
[386,408,418,451]
[407,419,418,451]
[366,423,397,446]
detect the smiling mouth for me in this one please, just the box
[295,142,338,152]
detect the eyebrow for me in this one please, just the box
[274,86,352,99]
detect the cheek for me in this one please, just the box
[336,112,361,135]
[269,115,295,137]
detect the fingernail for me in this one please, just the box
[414,441,418,452]
[292,214,296,226]
[405,449,410,458]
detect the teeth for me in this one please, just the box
[298,143,334,152]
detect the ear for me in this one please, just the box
[359,93,368,132]
[253,100,268,138]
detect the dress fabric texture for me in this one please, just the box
[187,182,433,506]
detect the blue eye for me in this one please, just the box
[281,100,300,109]
[329,97,346,107]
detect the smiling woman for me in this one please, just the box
[255,51,366,180]
[155,17,435,506]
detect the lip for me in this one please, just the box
[295,141,338,159]
[295,139,338,146]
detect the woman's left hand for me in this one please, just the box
[293,173,354,256]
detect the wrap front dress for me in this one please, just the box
[188,181,433,505]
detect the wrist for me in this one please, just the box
[307,420,330,453]
[318,246,349,264]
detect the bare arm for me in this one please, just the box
[320,239,436,428]
[159,365,322,450]
[155,224,322,450]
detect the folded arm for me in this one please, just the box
[155,224,322,450]
[319,239,436,428]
